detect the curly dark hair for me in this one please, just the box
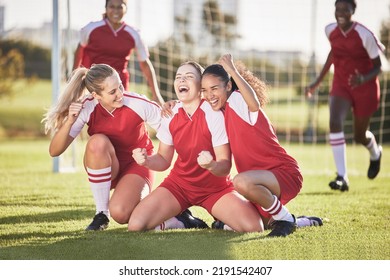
[203,62,269,108]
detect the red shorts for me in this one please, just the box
[159,176,235,213]
[255,167,302,219]
[331,78,380,117]
[111,160,154,190]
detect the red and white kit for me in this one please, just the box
[78,19,149,89]
[156,99,234,213]
[224,91,302,205]
[70,92,161,187]
[326,22,385,116]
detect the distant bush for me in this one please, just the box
[0,39,51,79]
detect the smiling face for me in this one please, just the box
[105,0,127,29]
[335,1,354,31]
[201,74,231,111]
[93,73,124,112]
[174,64,202,104]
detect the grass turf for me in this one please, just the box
[0,139,389,260]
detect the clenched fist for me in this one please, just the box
[132,148,148,166]
[197,150,214,169]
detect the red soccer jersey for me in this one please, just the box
[157,99,230,190]
[79,19,149,87]
[224,91,300,174]
[325,22,385,84]
[69,92,161,164]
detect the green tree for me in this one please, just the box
[0,49,25,98]
[0,39,51,79]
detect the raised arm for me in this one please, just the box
[48,102,82,157]
[219,54,260,112]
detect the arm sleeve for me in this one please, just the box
[356,24,385,59]
[124,26,149,61]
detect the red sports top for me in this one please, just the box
[224,91,300,174]
[79,19,149,87]
[325,22,385,85]
[69,92,161,164]
[157,99,230,190]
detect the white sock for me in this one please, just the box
[262,195,294,222]
[297,217,312,228]
[87,167,111,217]
[330,132,348,181]
[223,224,234,231]
[365,131,381,160]
[154,217,185,231]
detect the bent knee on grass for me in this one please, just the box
[109,205,132,225]
[128,218,149,232]
[234,219,264,233]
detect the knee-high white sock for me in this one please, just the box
[262,195,294,222]
[87,167,111,217]
[365,131,381,160]
[329,132,348,180]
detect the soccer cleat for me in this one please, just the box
[367,146,382,179]
[176,209,209,229]
[328,175,349,192]
[297,215,323,227]
[211,220,225,229]
[267,215,297,237]
[85,212,109,231]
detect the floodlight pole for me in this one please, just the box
[52,0,60,173]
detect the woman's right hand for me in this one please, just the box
[219,54,236,74]
[68,102,83,122]
[161,100,178,118]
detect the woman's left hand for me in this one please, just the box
[348,69,365,89]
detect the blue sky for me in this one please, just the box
[1,0,389,62]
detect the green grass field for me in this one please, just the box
[0,139,389,260]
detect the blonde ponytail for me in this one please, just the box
[42,67,89,135]
[42,64,116,136]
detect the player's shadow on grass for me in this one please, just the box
[298,191,342,196]
[0,208,92,225]
[0,228,235,260]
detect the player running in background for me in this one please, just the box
[73,0,164,105]
[42,64,206,231]
[306,0,384,191]
[129,61,264,234]
[201,54,323,237]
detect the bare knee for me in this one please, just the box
[241,220,264,233]
[109,204,131,225]
[85,134,111,156]
[232,174,252,196]
[233,217,264,233]
[128,217,148,232]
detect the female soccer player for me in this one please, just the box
[306,0,384,191]
[42,64,206,231]
[73,0,164,105]
[128,61,264,233]
[201,54,314,237]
